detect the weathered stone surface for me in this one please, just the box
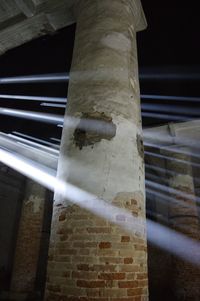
[46,0,148,300]
[0,0,75,55]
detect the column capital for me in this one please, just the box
[72,0,147,32]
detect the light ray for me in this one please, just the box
[12,131,59,149]
[145,150,200,169]
[145,163,200,184]
[147,220,200,265]
[0,73,69,84]
[142,112,193,121]
[50,137,61,143]
[144,141,200,159]
[140,72,200,81]
[0,147,199,265]
[142,103,200,116]
[144,129,200,151]
[40,103,66,108]
[141,94,200,103]
[0,94,67,103]
[146,179,200,204]
[7,133,59,155]
[0,107,64,124]
[146,187,195,211]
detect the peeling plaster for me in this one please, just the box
[137,133,144,160]
[73,112,116,149]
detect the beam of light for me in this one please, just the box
[1,71,199,84]
[0,147,199,266]
[144,141,200,160]
[56,115,117,138]
[146,187,195,211]
[141,94,200,103]
[50,137,61,143]
[147,208,198,234]
[16,141,58,160]
[146,209,169,224]
[146,179,200,204]
[146,163,173,176]
[6,133,59,155]
[140,73,200,81]
[0,73,69,84]
[0,135,58,170]
[142,103,200,117]
[144,129,200,152]
[145,163,200,185]
[145,171,168,185]
[12,131,60,149]
[147,188,176,208]
[40,103,66,108]
[146,171,200,188]
[0,94,67,103]
[145,150,200,169]
[0,107,64,124]
[0,147,56,178]
[147,220,200,265]
[6,110,121,154]
[142,112,193,121]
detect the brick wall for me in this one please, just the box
[45,192,148,301]
[10,180,48,299]
[166,150,200,301]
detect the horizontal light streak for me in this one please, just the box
[142,103,200,116]
[145,163,200,184]
[142,112,193,121]
[1,71,199,84]
[0,73,69,84]
[40,102,66,108]
[0,94,67,103]
[12,131,59,149]
[145,150,200,169]
[0,107,64,124]
[50,137,61,143]
[144,141,200,159]
[146,179,200,204]
[144,130,200,152]
[0,134,58,170]
[7,133,59,155]
[141,94,200,103]
[146,185,195,211]
[140,73,200,81]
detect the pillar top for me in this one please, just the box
[127,0,147,32]
[71,0,147,32]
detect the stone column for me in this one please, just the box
[165,147,200,301]
[11,179,46,299]
[46,1,148,300]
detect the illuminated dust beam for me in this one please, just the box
[0,147,200,266]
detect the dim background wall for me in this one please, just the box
[0,163,53,301]
[0,163,25,291]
